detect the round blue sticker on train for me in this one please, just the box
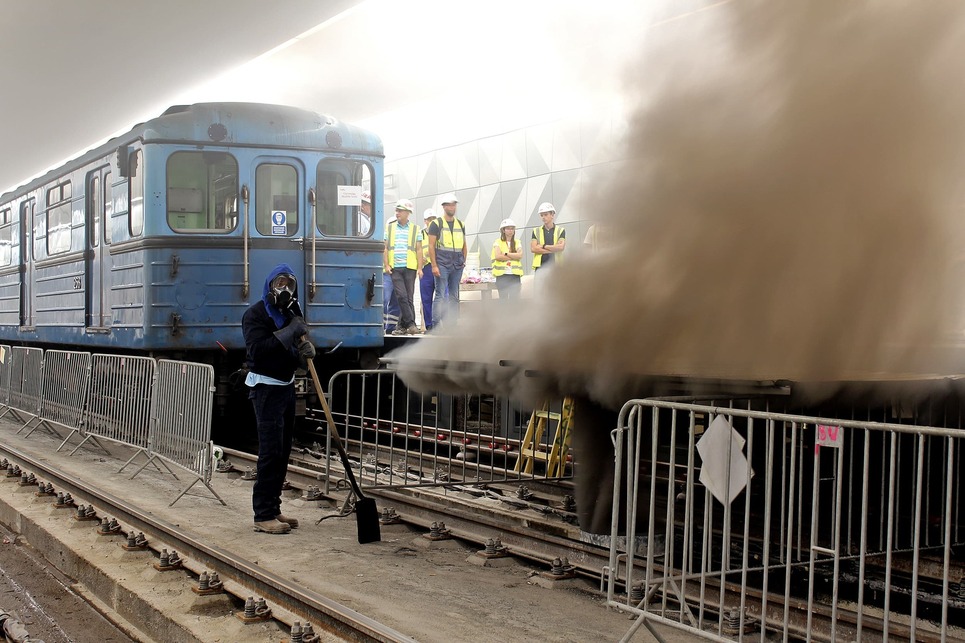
[271,210,287,235]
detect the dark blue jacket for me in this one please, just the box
[242,264,304,382]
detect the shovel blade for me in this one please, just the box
[355,497,381,544]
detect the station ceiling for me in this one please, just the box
[0,0,359,194]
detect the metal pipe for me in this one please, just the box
[241,184,250,299]
[308,187,317,300]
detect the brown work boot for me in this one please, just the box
[253,519,291,534]
[275,514,299,529]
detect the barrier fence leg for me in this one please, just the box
[169,477,227,507]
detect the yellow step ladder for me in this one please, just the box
[514,397,574,477]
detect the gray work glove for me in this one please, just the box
[273,316,308,349]
[297,339,316,359]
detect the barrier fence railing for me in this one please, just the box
[75,354,156,460]
[309,369,575,495]
[21,350,91,440]
[136,359,223,506]
[0,349,220,506]
[605,398,965,643]
[1,347,44,427]
[0,345,11,409]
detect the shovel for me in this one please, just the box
[306,359,381,544]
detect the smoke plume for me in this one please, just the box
[393,1,965,408]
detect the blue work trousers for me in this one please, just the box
[249,383,295,522]
[433,264,463,327]
[420,265,436,329]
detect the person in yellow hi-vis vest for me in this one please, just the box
[427,193,467,328]
[420,209,438,330]
[491,218,523,300]
[530,202,565,276]
[384,199,424,335]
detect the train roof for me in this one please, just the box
[1,102,383,202]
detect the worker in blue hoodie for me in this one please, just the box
[242,264,315,534]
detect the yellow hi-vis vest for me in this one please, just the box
[387,221,419,269]
[532,225,565,269]
[435,217,466,252]
[491,239,523,276]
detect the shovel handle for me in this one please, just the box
[305,359,366,500]
[306,359,343,444]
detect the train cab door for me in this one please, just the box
[84,167,110,329]
[18,199,34,328]
[248,159,305,303]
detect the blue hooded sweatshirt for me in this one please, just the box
[242,264,305,382]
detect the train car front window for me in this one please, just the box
[255,164,298,236]
[166,151,239,234]
[315,160,374,237]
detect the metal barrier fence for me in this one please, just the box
[0,345,10,409]
[310,369,575,494]
[605,398,965,642]
[134,359,223,506]
[72,354,156,457]
[22,350,91,439]
[0,349,221,506]
[0,347,44,426]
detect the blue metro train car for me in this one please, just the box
[0,102,386,390]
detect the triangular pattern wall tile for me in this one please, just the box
[551,168,582,225]
[499,130,527,182]
[458,187,480,236]
[389,157,419,205]
[525,122,552,177]
[454,141,479,190]
[417,154,439,197]
[435,147,457,195]
[478,183,501,232]
[524,174,553,229]
[478,138,502,186]
[498,179,526,234]
[581,117,614,168]
[551,120,581,172]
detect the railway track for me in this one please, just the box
[0,441,413,643]
[218,438,961,643]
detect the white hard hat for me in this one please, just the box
[361,191,371,203]
[499,218,517,229]
[424,208,436,220]
[538,202,556,214]
[440,193,458,205]
[394,199,414,212]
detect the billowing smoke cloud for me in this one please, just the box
[393,1,965,408]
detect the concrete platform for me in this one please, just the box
[0,417,686,642]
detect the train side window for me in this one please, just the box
[166,151,238,233]
[0,207,11,266]
[315,160,374,237]
[255,164,298,236]
[88,175,100,248]
[104,171,112,244]
[46,181,72,255]
[129,150,143,237]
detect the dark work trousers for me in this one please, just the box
[419,264,436,329]
[249,383,295,522]
[391,267,417,329]
[495,274,521,300]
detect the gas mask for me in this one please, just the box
[268,274,296,309]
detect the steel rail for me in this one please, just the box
[219,448,949,643]
[0,442,413,643]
